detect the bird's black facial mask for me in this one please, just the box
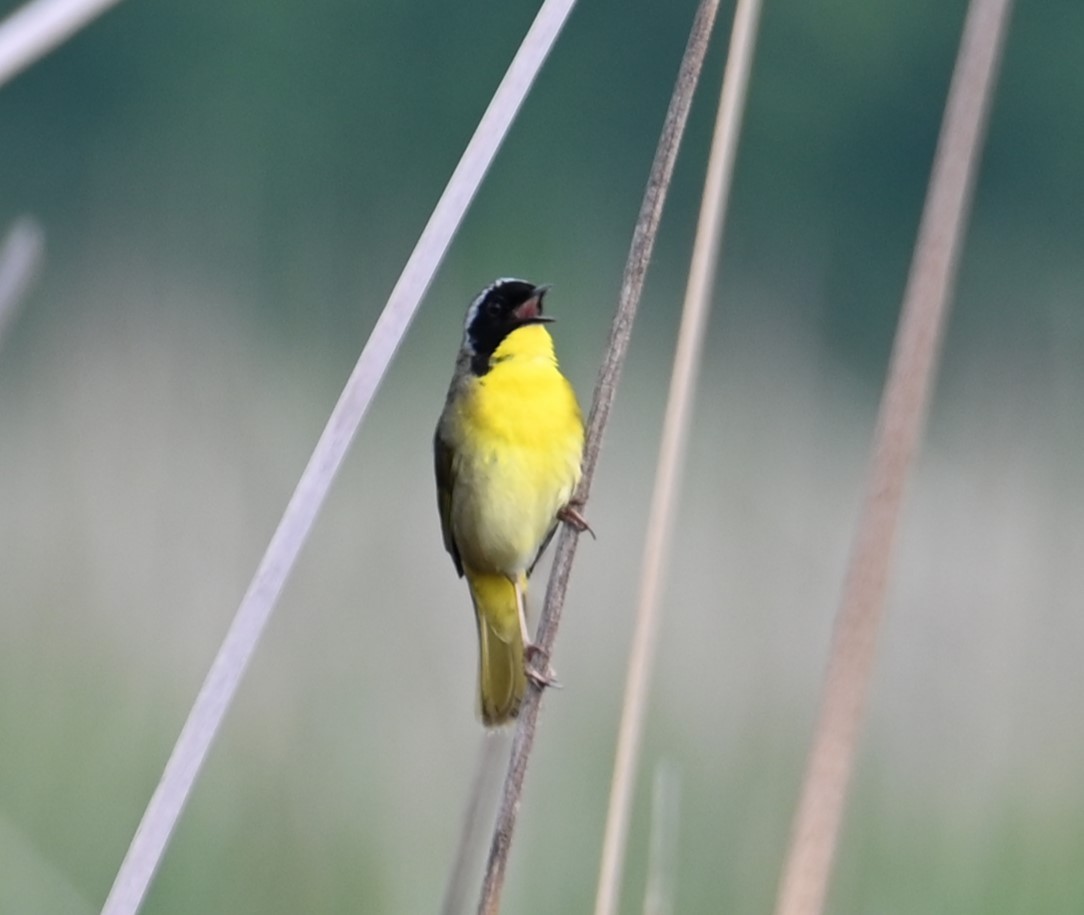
[465,279,553,376]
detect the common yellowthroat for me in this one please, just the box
[434,279,587,726]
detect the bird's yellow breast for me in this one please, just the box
[446,325,584,575]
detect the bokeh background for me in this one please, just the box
[2,0,1083,912]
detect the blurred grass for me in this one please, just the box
[0,282,1081,912]
[1,0,1083,910]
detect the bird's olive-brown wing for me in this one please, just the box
[433,428,464,577]
[527,522,559,578]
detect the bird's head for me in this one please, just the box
[463,278,554,373]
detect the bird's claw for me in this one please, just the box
[524,644,562,690]
[558,501,596,539]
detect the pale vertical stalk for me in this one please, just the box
[0,217,44,348]
[475,1,723,911]
[441,735,508,915]
[0,0,125,88]
[642,762,681,915]
[772,2,1015,914]
[98,3,580,913]
[593,2,763,913]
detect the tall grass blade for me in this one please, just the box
[0,217,44,349]
[441,735,508,915]
[475,1,723,911]
[98,2,580,912]
[772,1,1016,913]
[0,0,125,88]
[642,762,681,915]
[592,2,762,911]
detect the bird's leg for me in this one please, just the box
[524,643,561,690]
[515,577,561,689]
[514,576,530,649]
[558,499,596,540]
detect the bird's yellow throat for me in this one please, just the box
[468,324,579,456]
[486,323,557,370]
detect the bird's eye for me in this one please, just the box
[486,299,502,317]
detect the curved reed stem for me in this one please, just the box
[441,735,508,915]
[98,3,581,912]
[772,1,1015,913]
[475,2,723,911]
[0,0,125,88]
[593,1,763,912]
[642,762,681,915]
[0,217,44,349]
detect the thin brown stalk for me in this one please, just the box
[642,762,681,915]
[594,0,762,911]
[475,1,722,911]
[0,0,125,88]
[772,2,1015,914]
[441,735,508,915]
[99,3,581,913]
[0,217,44,348]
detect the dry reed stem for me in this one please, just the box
[0,217,44,348]
[772,1,1015,914]
[593,1,762,911]
[642,762,681,915]
[475,1,722,910]
[441,734,509,915]
[0,0,125,88]
[98,2,580,912]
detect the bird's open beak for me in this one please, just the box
[514,284,555,324]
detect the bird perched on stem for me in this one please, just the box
[434,278,589,726]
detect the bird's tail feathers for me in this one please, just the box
[467,571,527,727]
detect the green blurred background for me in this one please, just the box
[1,0,1082,912]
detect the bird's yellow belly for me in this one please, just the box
[449,361,583,575]
[452,442,579,574]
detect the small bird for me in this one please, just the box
[434,278,587,726]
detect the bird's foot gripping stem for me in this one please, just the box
[524,644,562,690]
[558,500,595,539]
